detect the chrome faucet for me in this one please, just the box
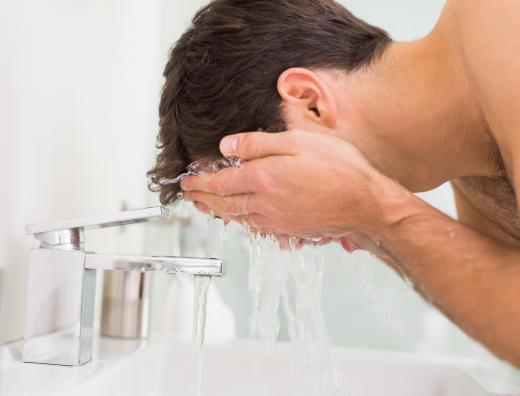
[23,207,223,366]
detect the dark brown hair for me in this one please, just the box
[148,0,391,204]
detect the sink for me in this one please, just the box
[1,337,518,396]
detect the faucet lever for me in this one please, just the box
[25,206,170,249]
[26,206,170,235]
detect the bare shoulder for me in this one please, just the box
[452,0,520,40]
[452,0,520,59]
[450,0,520,173]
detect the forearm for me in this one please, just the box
[374,189,520,367]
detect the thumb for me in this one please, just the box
[220,131,297,160]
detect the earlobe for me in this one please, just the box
[277,68,338,127]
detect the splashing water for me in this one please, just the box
[243,232,347,396]
[218,220,230,247]
[160,156,244,186]
[285,243,345,396]
[190,276,211,396]
[179,156,346,395]
[246,235,287,350]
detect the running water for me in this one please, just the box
[190,276,211,396]
[243,232,347,396]
[178,157,345,395]
[218,220,230,246]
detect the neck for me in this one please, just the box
[342,21,497,192]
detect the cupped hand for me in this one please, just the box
[181,129,415,240]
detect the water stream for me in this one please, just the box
[182,158,345,394]
[190,275,211,396]
[244,232,347,396]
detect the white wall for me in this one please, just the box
[345,0,447,40]
[0,0,164,343]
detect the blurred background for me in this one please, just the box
[0,0,518,384]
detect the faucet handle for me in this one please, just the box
[26,207,170,248]
[26,206,170,235]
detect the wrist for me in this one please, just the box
[367,175,426,242]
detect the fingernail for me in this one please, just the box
[220,136,238,155]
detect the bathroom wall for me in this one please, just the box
[0,0,165,343]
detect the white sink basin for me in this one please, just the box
[1,337,518,396]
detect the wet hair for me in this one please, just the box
[148,0,391,204]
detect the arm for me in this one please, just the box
[181,130,520,367]
[363,0,520,364]
[395,0,520,365]
[375,187,520,367]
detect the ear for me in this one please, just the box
[277,68,338,128]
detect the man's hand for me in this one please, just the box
[181,129,418,239]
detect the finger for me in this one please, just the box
[240,217,308,242]
[233,213,281,235]
[181,165,256,195]
[194,201,211,214]
[276,236,305,251]
[193,201,222,218]
[339,237,357,253]
[219,131,299,160]
[304,237,334,247]
[194,201,234,223]
[184,191,256,216]
[242,213,274,230]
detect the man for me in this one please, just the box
[148,0,520,367]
